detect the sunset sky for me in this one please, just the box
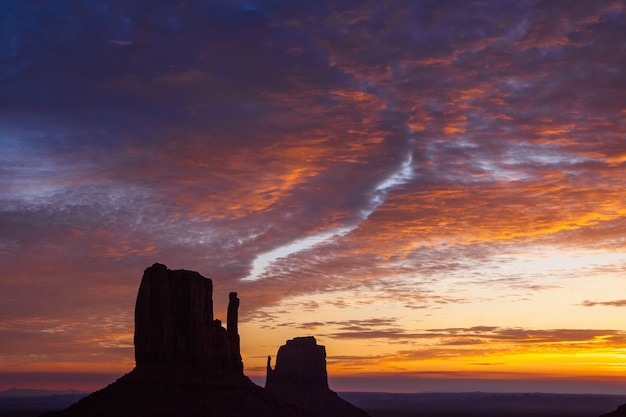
[2,0,626,394]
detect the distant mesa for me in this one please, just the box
[266,336,371,417]
[44,263,309,417]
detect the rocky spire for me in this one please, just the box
[227,291,243,372]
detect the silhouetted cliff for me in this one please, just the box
[43,263,309,417]
[266,336,370,417]
[134,264,242,373]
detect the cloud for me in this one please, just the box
[581,299,626,307]
[329,330,409,339]
[2,0,626,378]
[324,324,626,349]
[316,325,626,377]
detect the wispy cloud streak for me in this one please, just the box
[243,148,415,281]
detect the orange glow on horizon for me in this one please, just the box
[3,0,626,396]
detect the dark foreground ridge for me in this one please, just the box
[43,263,309,417]
[341,392,626,417]
[266,336,370,417]
[601,403,626,417]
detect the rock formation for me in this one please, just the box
[133,264,242,373]
[266,336,328,390]
[266,336,371,417]
[44,263,310,417]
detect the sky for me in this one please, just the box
[1,0,626,394]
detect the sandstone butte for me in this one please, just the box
[43,263,322,417]
[42,262,623,417]
[266,336,370,417]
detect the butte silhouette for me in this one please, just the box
[44,263,310,417]
[267,336,370,417]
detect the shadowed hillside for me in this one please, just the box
[600,402,626,417]
[341,392,626,417]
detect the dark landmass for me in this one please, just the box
[0,390,85,399]
[0,390,86,417]
[340,392,626,417]
[600,402,626,417]
[41,264,309,417]
[266,336,370,417]
[41,365,308,417]
[0,390,624,417]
